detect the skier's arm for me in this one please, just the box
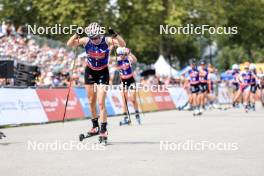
[67,34,88,47]
[106,28,126,47]
[128,53,137,63]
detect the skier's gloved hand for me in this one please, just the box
[108,27,118,38]
[75,27,83,37]
[125,48,130,55]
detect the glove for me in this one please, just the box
[75,27,83,37]
[125,48,130,55]
[108,27,118,38]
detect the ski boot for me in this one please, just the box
[251,103,256,111]
[193,108,200,116]
[198,107,203,115]
[184,104,192,111]
[232,102,236,108]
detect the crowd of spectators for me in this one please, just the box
[0,21,86,87]
[0,21,219,88]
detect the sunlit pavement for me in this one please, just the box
[1,104,264,176]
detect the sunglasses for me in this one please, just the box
[90,36,100,40]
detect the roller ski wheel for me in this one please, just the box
[79,134,85,142]
[244,105,249,113]
[245,108,248,113]
[99,131,108,146]
[79,127,99,142]
[0,132,6,139]
[135,114,141,125]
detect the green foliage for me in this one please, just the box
[0,0,263,69]
[217,45,248,71]
[0,0,38,27]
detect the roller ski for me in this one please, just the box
[135,111,141,125]
[244,106,249,113]
[79,127,99,142]
[193,108,202,116]
[79,118,100,142]
[0,131,6,139]
[98,131,108,146]
[243,104,250,113]
[245,108,248,113]
[199,108,204,115]
[98,122,108,146]
[250,103,255,111]
[119,116,131,126]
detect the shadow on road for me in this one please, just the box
[108,141,160,146]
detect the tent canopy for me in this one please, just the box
[154,55,178,77]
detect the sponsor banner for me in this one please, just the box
[107,89,134,115]
[217,84,232,104]
[74,87,115,117]
[0,88,48,125]
[168,87,189,108]
[74,87,91,117]
[137,89,158,112]
[36,88,85,121]
[150,90,176,110]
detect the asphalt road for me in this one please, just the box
[1,105,264,176]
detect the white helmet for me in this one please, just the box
[86,22,101,38]
[249,63,256,70]
[116,47,130,55]
[232,64,239,70]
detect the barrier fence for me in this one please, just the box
[0,85,232,126]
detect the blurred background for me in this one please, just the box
[0,0,263,86]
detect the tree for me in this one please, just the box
[222,0,264,60]
[1,0,263,70]
[0,0,39,27]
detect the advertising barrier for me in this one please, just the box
[0,85,235,126]
[36,88,85,121]
[74,87,91,117]
[107,89,135,115]
[168,87,189,108]
[217,84,233,104]
[150,90,176,110]
[0,88,48,125]
[137,89,158,112]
